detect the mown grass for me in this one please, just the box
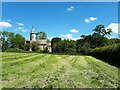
[1,52,119,88]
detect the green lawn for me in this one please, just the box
[1,52,118,88]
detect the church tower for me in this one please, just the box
[30,26,36,41]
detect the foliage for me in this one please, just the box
[1,31,14,51]
[93,25,112,37]
[89,43,120,67]
[53,40,77,55]
[4,48,26,53]
[24,43,30,51]
[110,38,120,44]
[11,33,26,49]
[76,41,90,54]
[51,37,61,53]
[31,41,39,51]
[36,32,47,40]
[43,46,50,53]
[1,31,26,51]
[35,49,43,53]
[77,32,112,54]
[90,33,111,48]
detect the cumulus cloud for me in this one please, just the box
[0,21,12,28]
[89,17,97,21]
[67,6,74,11]
[61,34,73,40]
[61,34,81,41]
[70,29,79,33]
[17,22,24,26]
[72,37,81,41]
[84,19,90,23]
[84,17,97,23]
[105,23,120,34]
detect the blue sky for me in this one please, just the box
[1,2,119,40]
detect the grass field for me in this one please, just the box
[1,52,119,88]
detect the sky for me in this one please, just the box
[0,2,119,40]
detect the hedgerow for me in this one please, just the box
[89,43,120,67]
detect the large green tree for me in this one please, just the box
[51,37,61,53]
[11,34,26,49]
[53,40,76,55]
[36,32,47,40]
[1,31,14,51]
[93,25,112,37]
[1,31,25,51]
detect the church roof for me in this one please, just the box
[31,26,35,33]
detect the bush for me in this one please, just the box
[43,46,50,53]
[77,42,90,55]
[24,43,30,51]
[52,40,77,55]
[89,43,120,67]
[31,41,39,51]
[35,49,43,53]
[4,48,26,53]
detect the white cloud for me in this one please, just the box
[14,27,29,32]
[61,34,81,41]
[21,29,29,32]
[70,29,79,33]
[105,23,120,34]
[67,6,74,11]
[0,21,12,28]
[84,19,90,23]
[72,37,81,41]
[89,17,97,21]
[84,16,97,23]
[61,34,73,40]
[17,22,24,26]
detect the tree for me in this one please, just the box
[43,46,50,53]
[51,37,61,53]
[11,34,26,49]
[76,38,91,54]
[80,35,86,39]
[52,40,77,55]
[1,31,26,51]
[93,25,112,37]
[1,31,14,51]
[110,38,120,44]
[24,43,30,51]
[31,41,39,51]
[36,32,47,40]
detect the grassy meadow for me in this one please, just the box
[1,52,119,88]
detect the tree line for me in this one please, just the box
[0,31,49,52]
[0,24,120,54]
[1,24,120,67]
[51,25,120,55]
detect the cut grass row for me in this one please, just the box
[1,52,119,88]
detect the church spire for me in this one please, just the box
[30,26,36,41]
[31,26,35,33]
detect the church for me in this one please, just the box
[26,26,51,52]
